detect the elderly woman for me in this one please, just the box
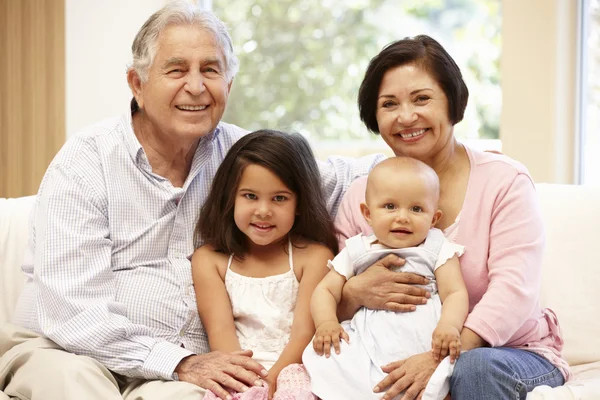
[334,35,569,399]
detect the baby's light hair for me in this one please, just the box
[366,157,440,204]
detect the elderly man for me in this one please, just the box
[0,1,387,400]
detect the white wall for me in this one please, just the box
[66,0,167,137]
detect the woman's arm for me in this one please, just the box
[338,256,431,319]
[464,173,544,346]
[192,246,242,353]
[266,244,332,394]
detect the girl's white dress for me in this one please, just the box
[302,228,464,400]
[225,239,299,370]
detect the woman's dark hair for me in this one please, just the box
[195,129,338,256]
[358,34,469,133]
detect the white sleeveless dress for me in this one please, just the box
[225,239,299,370]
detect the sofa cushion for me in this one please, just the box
[0,196,36,325]
[536,184,600,366]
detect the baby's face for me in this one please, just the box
[364,170,439,249]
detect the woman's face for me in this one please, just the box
[375,64,454,161]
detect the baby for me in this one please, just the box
[302,156,469,400]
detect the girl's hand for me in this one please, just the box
[313,320,349,357]
[265,372,277,400]
[374,352,439,400]
[431,323,461,363]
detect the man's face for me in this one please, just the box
[131,25,232,141]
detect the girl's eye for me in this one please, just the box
[411,206,423,212]
[243,193,257,200]
[383,203,396,210]
[273,195,287,202]
[382,101,396,108]
[415,95,430,103]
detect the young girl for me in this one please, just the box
[193,130,337,400]
[302,157,469,400]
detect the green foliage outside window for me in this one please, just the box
[214,0,501,144]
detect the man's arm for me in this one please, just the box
[317,154,385,216]
[34,162,191,380]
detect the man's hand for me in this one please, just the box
[313,320,349,357]
[374,352,439,400]
[175,350,267,399]
[431,323,461,363]
[341,254,431,317]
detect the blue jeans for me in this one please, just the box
[450,347,564,400]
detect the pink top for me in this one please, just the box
[335,145,571,380]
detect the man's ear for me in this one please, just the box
[127,68,144,109]
[431,209,443,227]
[360,203,372,226]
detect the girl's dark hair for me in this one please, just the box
[195,129,338,256]
[358,34,469,133]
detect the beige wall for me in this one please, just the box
[0,0,65,198]
[501,0,579,184]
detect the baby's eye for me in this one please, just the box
[383,203,396,210]
[411,206,423,212]
[243,193,257,200]
[273,195,287,202]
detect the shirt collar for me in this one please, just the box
[122,107,223,167]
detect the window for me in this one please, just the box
[581,0,600,184]
[207,0,501,158]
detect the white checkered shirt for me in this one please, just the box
[11,109,383,380]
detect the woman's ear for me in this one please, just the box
[431,209,443,227]
[360,203,372,226]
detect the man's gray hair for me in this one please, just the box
[130,0,239,83]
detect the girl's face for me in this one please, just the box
[375,63,454,161]
[233,164,298,248]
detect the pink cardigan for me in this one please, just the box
[335,145,570,379]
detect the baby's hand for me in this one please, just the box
[313,320,349,357]
[432,323,461,363]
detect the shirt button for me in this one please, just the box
[179,329,185,337]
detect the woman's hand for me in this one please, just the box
[374,352,439,400]
[339,254,431,319]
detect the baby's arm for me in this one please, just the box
[311,268,350,357]
[433,255,469,363]
[192,245,242,353]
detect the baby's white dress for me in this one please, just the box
[302,228,464,400]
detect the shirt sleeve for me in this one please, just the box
[463,173,545,346]
[33,162,193,380]
[327,248,354,280]
[433,238,465,271]
[333,176,372,250]
[318,154,385,216]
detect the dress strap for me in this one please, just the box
[226,254,234,271]
[288,237,294,271]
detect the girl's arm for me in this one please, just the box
[267,244,333,386]
[433,255,469,361]
[192,245,242,353]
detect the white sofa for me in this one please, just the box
[1,186,600,399]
